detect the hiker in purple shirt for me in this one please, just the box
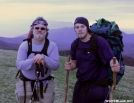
[15,17,60,103]
[64,17,120,103]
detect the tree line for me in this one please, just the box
[59,50,134,67]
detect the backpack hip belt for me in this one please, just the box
[19,71,54,102]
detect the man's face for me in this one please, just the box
[33,24,47,41]
[74,23,88,39]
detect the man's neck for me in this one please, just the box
[32,38,45,44]
[80,33,92,42]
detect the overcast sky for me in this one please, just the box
[0,0,134,37]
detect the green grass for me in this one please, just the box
[0,49,134,103]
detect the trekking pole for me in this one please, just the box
[109,57,117,101]
[64,55,70,103]
[36,71,40,103]
[29,63,40,103]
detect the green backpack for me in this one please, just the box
[90,18,125,84]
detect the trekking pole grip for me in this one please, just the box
[64,55,70,103]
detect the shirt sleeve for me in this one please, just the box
[97,36,114,65]
[16,41,34,70]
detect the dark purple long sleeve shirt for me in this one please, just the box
[71,36,114,82]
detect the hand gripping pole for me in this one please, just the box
[109,57,117,101]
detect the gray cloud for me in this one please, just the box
[0,0,133,37]
[2,0,133,13]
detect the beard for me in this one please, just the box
[78,33,87,40]
[33,32,46,41]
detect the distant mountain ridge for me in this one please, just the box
[0,36,24,44]
[0,40,19,50]
[0,27,133,57]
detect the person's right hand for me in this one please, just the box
[34,54,45,65]
[64,62,72,71]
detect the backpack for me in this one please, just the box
[75,18,125,85]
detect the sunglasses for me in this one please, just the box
[34,27,46,30]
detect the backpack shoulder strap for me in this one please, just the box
[41,38,49,74]
[41,38,49,56]
[74,38,79,50]
[90,34,98,57]
[16,39,32,79]
[27,39,32,57]
[90,34,106,66]
[23,39,32,57]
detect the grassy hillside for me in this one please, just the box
[0,49,134,103]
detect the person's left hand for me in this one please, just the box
[110,59,120,72]
[34,54,45,65]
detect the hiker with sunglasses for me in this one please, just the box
[64,17,120,103]
[15,17,60,103]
